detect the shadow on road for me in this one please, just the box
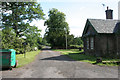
[40,55,75,61]
[0,68,10,71]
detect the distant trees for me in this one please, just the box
[44,8,83,49]
[67,34,74,46]
[1,2,45,53]
[44,8,69,48]
[66,35,83,48]
[72,37,83,45]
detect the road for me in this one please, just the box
[1,50,119,78]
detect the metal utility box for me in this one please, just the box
[0,49,16,69]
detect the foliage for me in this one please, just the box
[68,36,83,49]
[1,2,44,53]
[24,26,42,50]
[1,28,16,49]
[67,34,74,46]
[41,36,50,46]
[0,28,25,53]
[2,2,45,37]
[0,27,42,53]
[72,37,83,45]
[44,8,69,48]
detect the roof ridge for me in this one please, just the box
[88,18,119,21]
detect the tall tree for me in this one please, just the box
[44,8,69,48]
[1,2,44,53]
[1,2,45,37]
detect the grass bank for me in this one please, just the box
[16,50,40,68]
[54,49,120,66]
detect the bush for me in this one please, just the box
[1,27,42,53]
[13,38,24,54]
[1,28,16,49]
[1,28,31,54]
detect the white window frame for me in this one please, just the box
[90,37,94,49]
[87,38,89,49]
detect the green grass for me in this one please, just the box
[16,50,40,68]
[54,49,120,66]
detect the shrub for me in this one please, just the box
[1,28,30,54]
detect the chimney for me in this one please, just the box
[105,6,113,19]
[118,1,120,20]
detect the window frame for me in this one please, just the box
[90,37,94,49]
[87,38,89,49]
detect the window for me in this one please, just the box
[90,37,94,49]
[87,38,89,49]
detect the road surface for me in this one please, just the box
[1,50,119,78]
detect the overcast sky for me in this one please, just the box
[31,0,120,37]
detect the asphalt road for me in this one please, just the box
[1,50,119,78]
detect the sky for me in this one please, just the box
[30,0,120,37]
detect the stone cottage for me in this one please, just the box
[82,7,120,58]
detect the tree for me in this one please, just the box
[44,8,69,48]
[1,2,45,53]
[41,36,49,46]
[2,2,45,37]
[1,28,25,53]
[1,28,16,49]
[24,25,42,50]
[72,37,83,45]
[67,34,74,46]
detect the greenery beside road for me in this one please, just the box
[16,50,40,68]
[1,2,45,54]
[54,49,120,66]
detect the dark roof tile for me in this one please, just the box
[88,19,120,33]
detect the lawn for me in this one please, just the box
[54,49,120,66]
[16,50,40,68]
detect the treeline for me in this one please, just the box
[43,34,83,49]
[1,2,83,53]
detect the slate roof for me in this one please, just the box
[88,19,120,33]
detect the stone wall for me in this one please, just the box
[83,34,118,58]
[95,34,116,58]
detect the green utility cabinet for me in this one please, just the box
[0,49,17,69]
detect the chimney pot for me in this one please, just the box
[105,7,113,19]
[107,6,109,10]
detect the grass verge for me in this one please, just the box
[54,49,120,66]
[16,50,40,68]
